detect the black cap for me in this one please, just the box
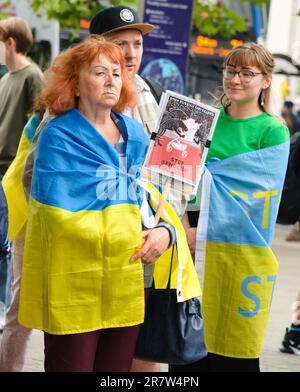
[89,6,154,36]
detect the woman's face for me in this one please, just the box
[223,63,272,106]
[77,54,122,110]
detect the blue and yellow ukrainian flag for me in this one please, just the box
[196,142,289,358]
[1,114,41,241]
[18,108,201,335]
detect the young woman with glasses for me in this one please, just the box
[171,42,290,372]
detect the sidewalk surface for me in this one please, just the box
[1,224,299,372]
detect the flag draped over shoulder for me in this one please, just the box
[196,141,289,358]
[1,114,41,241]
[19,108,201,334]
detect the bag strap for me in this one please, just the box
[152,243,176,290]
[142,76,165,104]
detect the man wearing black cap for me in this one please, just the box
[89,6,163,138]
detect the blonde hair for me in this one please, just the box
[221,42,275,115]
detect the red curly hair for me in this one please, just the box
[40,35,136,115]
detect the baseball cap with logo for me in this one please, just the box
[89,5,154,36]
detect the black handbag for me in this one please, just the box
[134,246,207,365]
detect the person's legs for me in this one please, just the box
[280,290,300,355]
[44,330,100,372]
[94,324,141,372]
[0,227,32,372]
[286,221,300,242]
[0,253,11,331]
[131,288,160,372]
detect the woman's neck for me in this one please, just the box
[227,101,263,119]
[78,103,120,145]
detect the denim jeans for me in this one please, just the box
[0,252,12,308]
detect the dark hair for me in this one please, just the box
[284,101,294,109]
[0,17,33,54]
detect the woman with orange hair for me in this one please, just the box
[18,35,176,372]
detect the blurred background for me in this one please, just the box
[0,0,299,116]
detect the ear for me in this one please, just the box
[263,74,272,89]
[5,37,16,51]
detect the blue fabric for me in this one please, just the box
[0,182,9,255]
[31,108,149,212]
[205,141,290,247]
[23,113,42,143]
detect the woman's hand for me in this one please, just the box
[186,227,197,258]
[131,227,170,264]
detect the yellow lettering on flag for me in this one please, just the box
[253,190,279,229]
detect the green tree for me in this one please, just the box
[28,0,272,39]
[30,0,137,33]
[193,0,270,38]
[0,0,15,19]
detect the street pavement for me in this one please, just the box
[1,224,299,372]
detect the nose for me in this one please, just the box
[231,72,241,83]
[125,44,136,59]
[105,72,114,85]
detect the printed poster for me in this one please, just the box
[142,91,220,193]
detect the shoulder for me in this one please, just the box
[23,63,43,82]
[260,114,290,148]
[114,112,149,144]
[114,112,145,133]
[137,75,164,104]
[38,111,74,143]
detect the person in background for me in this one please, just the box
[171,43,290,372]
[0,16,42,345]
[0,104,45,371]
[0,16,43,175]
[280,289,300,356]
[0,183,10,333]
[282,104,300,242]
[281,100,300,137]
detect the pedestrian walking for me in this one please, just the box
[0,16,42,353]
[0,16,43,175]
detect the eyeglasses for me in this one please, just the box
[223,68,265,83]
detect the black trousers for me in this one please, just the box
[169,353,260,373]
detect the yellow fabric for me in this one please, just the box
[19,186,201,334]
[202,242,278,358]
[19,199,145,334]
[143,182,202,301]
[2,133,30,241]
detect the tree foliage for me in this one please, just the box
[193,0,270,38]
[0,0,15,19]
[1,0,291,40]
[30,0,137,31]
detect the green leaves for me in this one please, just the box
[0,0,15,19]
[29,0,138,40]
[26,0,292,41]
[192,0,274,39]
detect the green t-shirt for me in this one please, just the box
[189,108,289,208]
[0,63,43,175]
[207,108,289,161]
